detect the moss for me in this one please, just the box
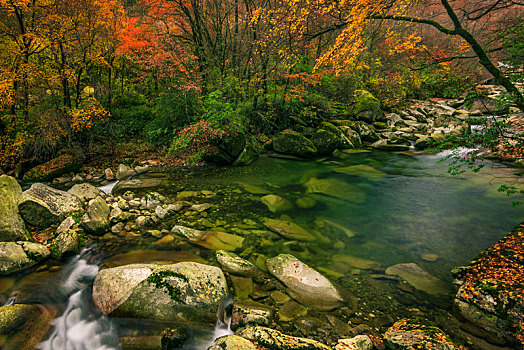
[147,270,188,301]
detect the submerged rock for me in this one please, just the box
[385,263,450,295]
[261,194,294,213]
[18,183,83,228]
[237,326,331,350]
[305,177,365,203]
[263,218,315,241]
[0,304,56,349]
[273,130,318,158]
[92,262,227,324]
[172,225,244,251]
[266,254,344,311]
[333,165,386,181]
[0,175,29,241]
[332,254,381,271]
[208,335,257,350]
[0,241,49,275]
[231,300,273,330]
[384,318,460,350]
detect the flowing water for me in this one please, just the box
[0,150,522,348]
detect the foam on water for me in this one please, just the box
[39,251,119,350]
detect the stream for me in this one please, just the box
[0,150,521,348]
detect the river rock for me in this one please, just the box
[335,335,373,350]
[116,164,136,180]
[0,175,29,241]
[261,194,294,213]
[453,223,524,346]
[266,254,344,311]
[68,183,104,203]
[231,300,273,330]
[92,262,227,324]
[0,241,49,275]
[311,129,341,155]
[18,183,83,228]
[81,196,110,234]
[112,178,167,194]
[263,218,315,241]
[273,130,318,158]
[23,154,79,182]
[172,225,244,251]
[216,250,259,277]
[155,204,183,219]
[414,136,431,150]
[305,177,365,202]
[384,318,460,350]
[278,300,307,322]
[351,90,385,123]
[237,326,331,350]
[0,304,56,349]
[208,335,257,350]
[52,223,82,259]
[385,263,450,295]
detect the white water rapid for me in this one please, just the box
[39,250,119,350]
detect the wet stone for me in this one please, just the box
[231,300,273,331]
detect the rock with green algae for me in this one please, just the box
[51,218,82,259]
[172,225,244,251]
[81,196,110,234]
[0,175,30,242]
[261,194,294,213]
[231,300,273,330]
[332,254,381,271]
[18,183,83,228]
[22,153,79,182]
[453,223,524,348]
[266,254,345,311]
[208,335,257,350]
[350,90,386,123]
[263,218,316,242]
[237,326,331,350]
[333,164,386,181]
[0,241,49,275]
[216,250,259,277]
[311,129,341,155]
[384,318,461,350]
[273,130,318,158]
[92,262,227,324]
[305,177,366,203]
[385,263,450,295]
[0,304,56,350]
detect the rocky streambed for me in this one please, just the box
[1,147,523,350]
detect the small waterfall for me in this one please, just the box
[39,250,119,350]
[97,181,118,194]
[2,296,16,306]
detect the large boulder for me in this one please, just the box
[350,90,386,123]
[22,153,79,182]
[453,223,524,347]
[18,183,83,228]
[273,130,318,158]
[172,225,244,251]
[266,254,344,311]
[204,133,247,165]
[237,326,331,350]
[92,262,227,324]
[208,335,257,350]
[0,241,49,275]
[51,217,82,259]
[384,318,460,350]
[0,176,29,241]
[311,129,341,155]
[80,196,110,234]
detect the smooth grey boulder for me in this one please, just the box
[81,196,110,234]
[18,183,83,228]
[0,175,29,241]
[92,262,227,324]
[266,254,344,311]
[68,183,104,203]
[0,241,50,275]
[216,250,259,277]
[385,263,450,295]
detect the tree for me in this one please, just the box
[278,0,524,111]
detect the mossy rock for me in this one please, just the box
[350,90,386,123]
[385,318,461,349]
[311,129,341,155]
[273,130,318,158]
[0,176,30,242]
[23,154,80,182]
